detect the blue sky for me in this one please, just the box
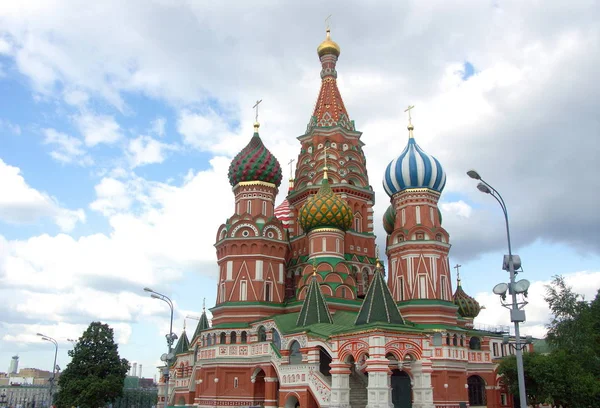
[1,0,599,377]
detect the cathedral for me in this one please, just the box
[160,28,527,408]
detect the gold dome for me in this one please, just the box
[317,29,341,58]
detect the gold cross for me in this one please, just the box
[253,99,263,123]
[322,145,330,170]
[288,158,295,180]
[325,15,332,31]
[202,297,206,312]
[404,105,415,126]
[453,263,462,281]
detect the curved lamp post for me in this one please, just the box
[467,170,528,408]
[144,287,176,407]
[37,333,58,406]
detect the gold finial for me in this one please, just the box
[312,257,318,276]
[454,264,462,285]
[404,105,415,138]
[317,16,341,58]
[288,158,295,181]
[375,245,382,269]
[253,99,262,131]
[322,145,330,180]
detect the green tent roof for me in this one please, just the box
[192,311,210,340]
[297,275,333,327]
[173,330,190,355]
[355,266,404,326]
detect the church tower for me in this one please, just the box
[281,28,378,302]
[212,121,288,326]
[383,112,457,325]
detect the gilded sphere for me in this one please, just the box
[317,31,341,58]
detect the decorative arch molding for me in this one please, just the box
[262,225,283,240]
[338,339,370,362]
[230,222,259,238]
[385,340,423,360]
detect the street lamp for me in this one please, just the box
[467,170,528,408]
[37,333,58,406]
[143,287,176,408]
[1,389,7,408]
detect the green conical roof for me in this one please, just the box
[192,311,210,340]
[355,264,405,325]
[173,330,190,355]
[297,274,333,327]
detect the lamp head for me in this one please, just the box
[477,182,491,194]
[513,279,531,294]
[467,170,481,180]
[150,293,161,300]
[36,333,44,337]
[143,287,153,292]
[493,282,509,301]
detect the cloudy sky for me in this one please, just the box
[1,0,599,377]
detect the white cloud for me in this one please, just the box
[150,117,166,137]
[177,109,245,155]
[63,89,89,106]
[0,119,21,135]
[42,128,92,165]
[75,112,122,147]
[475,270,600,338]
[0,159,85,231]
[89,177,133,216]
[127,135,176,168]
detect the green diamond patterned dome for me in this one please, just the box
[453,282,481,318]
[299,176,353,232]
[383,204,396,235]
[228,129,282,187]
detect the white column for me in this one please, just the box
[330,361,351,408]
[410,358,434,408]
[366,335,393,408]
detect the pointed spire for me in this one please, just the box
[297,263,333,327]
[173,329,190,355]
[192,299,210,340]
[355,253,405,326]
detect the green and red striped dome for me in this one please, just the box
[383,205,396,235]
[228,130,282,187]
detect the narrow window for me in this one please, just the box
[220,332,226,344]
[262,200,267,215]
[241,331,247,343]
[336,239,340,252]
[234,377,239,388]
[236,201,240,214]
[220,283,226,302]
[401,209,406,226]
[416,205,421,224]
[247,200,252,214]
[341,287,347,298]
[419,275,427,298]
[322,237,326,251]
[440,275,447,300]
[430,207,434,224]
[265,281,272,302]
[493,343,499,356]
[398,276,405,301]
[240,280,247,301]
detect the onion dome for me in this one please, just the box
[299,170,353,232]
[383,205,396,235]
[317,29,341,58]
[383,123,446,197]
[274,199,293,228]
[453,280,481,319]
[228,124,282,187]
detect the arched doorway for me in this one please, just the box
[284,394,300,408]
[253,369,266,406]
[467,375,486,406]
[391,370,412,408]
[318,346,332,376]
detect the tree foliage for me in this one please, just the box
[498,276,600,408]
[56,322,130,408]
[113,389,158,408]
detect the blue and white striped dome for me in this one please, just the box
[383,132,446,197]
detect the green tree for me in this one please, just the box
[498,277,600,408]
[56,322,129,408]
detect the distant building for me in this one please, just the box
[8,357,18,375]
[16,370,51,380]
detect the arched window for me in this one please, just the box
[446,334,450,345]
[257,326,267,342]
[271,329,281,351]
[469,336,482,350]
[432,333,442,346]
[212,333,216,345]
[460,336,464,347]
[241,331,247,344]
[468,375,486,406]
[230,331,237,344]
[453,334,458,346]
[220,332,227,344]
[207,334,212,346]
[289,341,302,364]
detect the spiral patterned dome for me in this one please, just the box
[299,175,353,232]
[228,128,282,187]
[383,127,446,197]
[453,282,481,319]
[383,205,396,235]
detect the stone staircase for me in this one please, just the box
[349,370,368,408]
